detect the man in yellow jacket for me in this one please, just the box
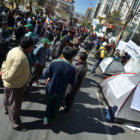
[91,42,108,73]
[0,37,34,131]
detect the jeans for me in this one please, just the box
[91,58,103,73]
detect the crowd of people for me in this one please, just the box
[0,5,130,131]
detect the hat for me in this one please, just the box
[42,38,52,45]
[25,24,33,30]
[102,42,108,47]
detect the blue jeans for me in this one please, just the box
[91,58,103,73]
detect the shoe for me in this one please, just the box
[43,117,49,125]
[12,125,28,132]
[5,111,8,115]
[34,81,41,85]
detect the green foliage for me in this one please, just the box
[82,20,91,28]
[106,10,122,24]
[8,0,24,8]
[37,0,46,7]
[73,18,78,24]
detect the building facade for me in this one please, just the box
[55,0,74,18]
[85,7,94,22]
[94,0,140,24]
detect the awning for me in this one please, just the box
[104,24,116,30]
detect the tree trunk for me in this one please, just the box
[0,0,4,5]
[29,2,32,13]
[15,2,20,9]
[11,2,14,10]
[111,15,132,56]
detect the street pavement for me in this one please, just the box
[0,49,140,140]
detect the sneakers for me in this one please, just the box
[43,117,49,125]
[12,124,28,132]
[34,81,41,85]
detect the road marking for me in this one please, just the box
[95,90,113,140]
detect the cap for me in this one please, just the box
[25,24,33,30]
[102,42,108,47]
[42,38,52,45]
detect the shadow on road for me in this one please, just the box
[23,92,48,105]
[21,104,125,135]
[82,77,100,88]
[87,56,97,62]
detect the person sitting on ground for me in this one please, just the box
[121,52,131,65]
[65,51,88,112]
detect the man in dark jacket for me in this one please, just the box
[65,51,88,112]
[51,37,70,60]
[0,21,10,42]
[43,46,76,124]
[44,27,54,42]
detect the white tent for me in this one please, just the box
[99,57,125,74]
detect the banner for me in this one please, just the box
[116,41,127,51]
[124,40,140,60]
[116,40,140,61]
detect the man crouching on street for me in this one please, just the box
[0,37,34,131]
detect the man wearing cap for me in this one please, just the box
[25,23,38,43]
[29,38,51,85]
[24,23,37,74]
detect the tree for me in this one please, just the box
[121,0,140,31]
[37,0,46,7]
[112,0,140,55]
[8,0,24,9]
[82,19,91,28]
[73,18,78,24]
[0,0,4,5]
[106,10,122,24]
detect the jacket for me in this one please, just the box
[67,61,88,94]
[34,43,50,65]
[99,46,106,59]
[43,58,76,96]
[1,46,30,88]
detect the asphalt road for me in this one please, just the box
[0,48,140,140]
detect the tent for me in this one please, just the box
[125,58,140,73]
[101,73,140,124]
[99,57,125,74]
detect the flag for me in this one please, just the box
[67,19,70,26]
[44,17,50,25]
[44,18,48,25]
